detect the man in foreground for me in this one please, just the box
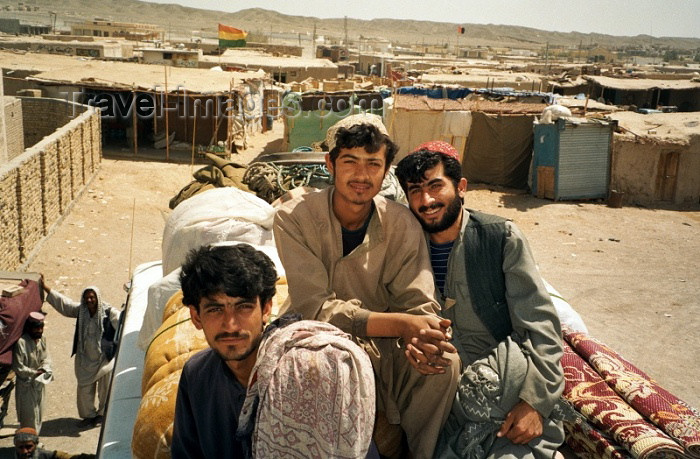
[172,243,376,458]
[274,115,460,458]
[395,142,565,458]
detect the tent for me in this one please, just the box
[463,112,536,189]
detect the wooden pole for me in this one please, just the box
[164,65,170,161]
[128,197,136,279]
[153,90,158,136]
[191,99,197,169]
[183,92,188,142]
[226,81,233,152]
[132,86,138,156]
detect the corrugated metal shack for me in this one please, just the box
[531,118,614,200]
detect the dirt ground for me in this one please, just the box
[0,123,698,456]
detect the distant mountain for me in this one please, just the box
[2,0,699,51]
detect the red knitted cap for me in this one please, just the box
[410,141,460,161]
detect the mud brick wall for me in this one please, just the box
[0,169,21,269]
[4,98,24,160]
[90,112,101,174]
[56,134,74,211]
[16,153,43,258]
[0,98,101,270]
[68,124,85,196]
[20,97,87,150]
[40,140,60,234]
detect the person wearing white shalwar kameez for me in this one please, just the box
[12,312,53,433]
[41,279,119,426]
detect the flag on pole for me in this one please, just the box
[218,24,248,48]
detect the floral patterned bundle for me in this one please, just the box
[564,329,700,458]
[561,340,685,458]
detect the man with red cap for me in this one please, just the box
[12,312,53,433]
[395,141,565,458]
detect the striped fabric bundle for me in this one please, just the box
[565,330,700,458]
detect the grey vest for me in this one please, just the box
[464,210,513,342]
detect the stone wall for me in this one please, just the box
[4,97,24,160]
[0,98,101,270]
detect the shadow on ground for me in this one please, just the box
[40,417,99,438]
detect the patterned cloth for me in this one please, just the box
[237,320,375,459]
[436,337,526,458]
[564,414,632,459]
[561,340,685,458]
[436,336,568,459]
[564,329,700,458]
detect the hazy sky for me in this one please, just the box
[144,0,699,38]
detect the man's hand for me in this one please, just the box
[401,316,457,375]
[497,400,543,444]
[40,273,50,294]
[365,312,457,375]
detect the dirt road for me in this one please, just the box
[0,126,697,456]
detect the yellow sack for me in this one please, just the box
[162,290,186,323]
[141,305,207,395]
[132,368,182,459]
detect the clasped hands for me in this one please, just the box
[402,316,457,375]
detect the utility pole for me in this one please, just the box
[344,16,349,57]
[578,39,583,64]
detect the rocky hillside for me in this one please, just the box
[2,0,699,50]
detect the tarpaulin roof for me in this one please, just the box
[584,75,700,91]
[0,50,265,95]
[607,111,700,143]
[393,94,546,113]
[202,50,337,70]
[421,71,544,88]
[396,86,472,100]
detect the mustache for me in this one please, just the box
[214,331,249,341]
[418,203,444,213]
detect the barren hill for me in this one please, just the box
[1,0,699,50]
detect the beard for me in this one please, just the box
[213,330,263,362]
[416,195,463,234]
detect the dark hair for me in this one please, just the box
[329,123,398,169]
[395,150,463,192]
[180,244,277,311]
